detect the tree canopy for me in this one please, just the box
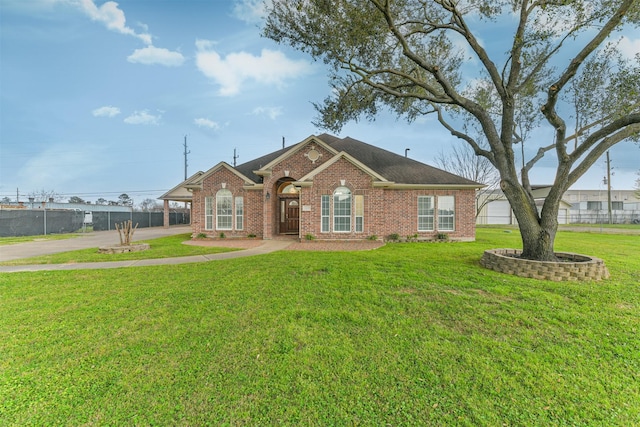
[264,0,640,260]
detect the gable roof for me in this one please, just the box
[185,161,257,190]
[159,171,204,201]
[296,150,389,185]
[176,134,483,192]
[317,134,481,187]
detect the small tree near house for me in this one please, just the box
[115,220,138,246]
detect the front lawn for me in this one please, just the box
[0,234,239,265]
[1,228,638,425]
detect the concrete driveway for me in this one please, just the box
[0,226,191,263]
[0,226,297,273]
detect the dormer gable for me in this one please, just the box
[294,151,391,187]
[252,135,339,177]
[185,162,257,191]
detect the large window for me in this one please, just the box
[587,201,602,210]
[235,196,244,231]
[216,189,233,230]
[205,197,214,230]
[355,195,364,233]
[418,196,434,231]
[333,186,351,232]
[321,195,330,233]
[438,196,455,231]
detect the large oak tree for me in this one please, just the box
[264,0,640,260]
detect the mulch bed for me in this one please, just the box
[184,239,385,252]
[183,239,264,249]
[285,240,385,251]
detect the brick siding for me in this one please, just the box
[191,142,477,241]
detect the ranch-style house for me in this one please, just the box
[161,134,483,241]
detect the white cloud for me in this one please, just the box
[127,46,186,66]
[77,0,152,45]
[618,36,640,59]
[92,105,121,117]
[194,118,220,129]
[124,110,161,125]
[232,0,269,24]
[252,106,283,120]
[195,40,313,96]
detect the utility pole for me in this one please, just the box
[606,150,612,224]
[233,148,239,167]
[183,135,190,181]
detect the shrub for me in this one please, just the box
[219,232,226,239]
[304,234,315,241]
[387,233,400,242]
[196,233,208,239]
[406,233,419,242]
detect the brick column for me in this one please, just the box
[163,199,169,228]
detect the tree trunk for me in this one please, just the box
[518,219,558,261]
[502,181,559,261]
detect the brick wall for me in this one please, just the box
[262,142,335,239]
[191,167,262,238]
[190,142,477,241]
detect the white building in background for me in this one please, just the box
[477,187,640,225]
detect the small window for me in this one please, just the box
[612,201,623,210]
[355,195,364,233]
[278,181,300,194]
[321,195,330,233]
[235,196,244,231]
[418,196,434,231]
[438,196,455,231]
[205,197,214,230]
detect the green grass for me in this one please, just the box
[561,223,640,229]
[0,234,239,265]
[1,229,639,425]
[0,233,81,246]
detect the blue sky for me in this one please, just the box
[1,0,639,205]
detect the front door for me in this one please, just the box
[280,198,299,234]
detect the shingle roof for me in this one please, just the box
[235,147,289,183]
[235,134,481,187]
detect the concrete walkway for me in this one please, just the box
[0,226,292,273]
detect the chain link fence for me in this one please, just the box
[0,210,190,237]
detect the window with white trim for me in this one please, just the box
[417,196,434,231]
[438,196,455,231]
[235,196,244,230]
[205,197,214,230]
[333,186,351,232]
[355,195,364,233]
[216,189,232,230]
[321,195,330,233]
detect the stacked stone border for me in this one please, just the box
[98,243,150,254]
[480,248,610,281]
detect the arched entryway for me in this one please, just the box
[276,178,300,235]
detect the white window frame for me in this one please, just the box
[205,197,214,230]
[235,196,244,231]
[216,189,233,231]
[355,194,364,233]
[417,196,434,231]
[437,195,455,232]
[333,186,352,233]
[321,195,330,233]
